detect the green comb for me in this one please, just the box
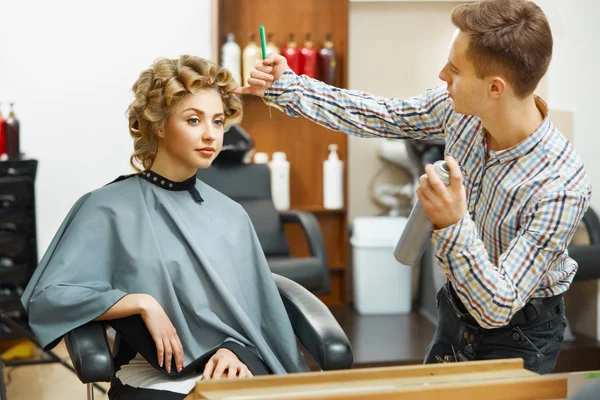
[259,25,267,59]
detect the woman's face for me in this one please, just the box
[158,89,225,170]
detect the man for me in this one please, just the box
[235,0,591,374]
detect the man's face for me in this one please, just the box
[438,29,490,116]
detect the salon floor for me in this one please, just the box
[2,339,109,400]
[3,309,600,399]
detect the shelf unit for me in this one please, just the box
[217,0,350,306]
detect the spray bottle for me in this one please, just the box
[394,160,451,266]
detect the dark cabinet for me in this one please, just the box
[0,159,38,339]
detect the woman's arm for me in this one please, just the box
[94,293,150,320]
[95,294,185,373]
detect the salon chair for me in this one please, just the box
[197,164,330,294]
[563,207,600,341]
[569,207,600,281]
[63,273,353,400]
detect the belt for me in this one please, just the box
[447,283,563,329]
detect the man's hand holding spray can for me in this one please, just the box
[394,160,451,266]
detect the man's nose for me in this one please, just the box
[439,69,448,83]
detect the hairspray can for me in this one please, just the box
[394,160,451,266]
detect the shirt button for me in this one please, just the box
[512,332,521,341]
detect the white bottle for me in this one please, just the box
[253,152,269,164]
[266,33,280,56]
[323,144,343,209]
[221,33,242,86]
[269,152,290,211]
[242,33,261,86]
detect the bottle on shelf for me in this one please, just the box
[300,33,317,78]
[283,33,301,75]
[5,103,20,159]
[221,33,242,86]
[319,33,337,85]
[269,152,290,211]
[266,33,280,56]
[242,32,261,86]
[323,144,343,209]
[253,152,268,164]
[0,104,6,157]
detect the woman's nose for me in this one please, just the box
[202,126,216,142]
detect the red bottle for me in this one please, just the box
[5,103,20,159]
[300,33,317,78]
[0,107,6,157]
[283,33,300,74]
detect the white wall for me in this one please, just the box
[347,1,462,221]
[0,0,214,255]
[538,0,599,211]
[537,0,600,340]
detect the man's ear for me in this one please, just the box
[489,76,506,99]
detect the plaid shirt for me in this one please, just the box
[265,69,592,328]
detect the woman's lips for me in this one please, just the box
[196,148,215,157]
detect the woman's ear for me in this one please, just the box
[156,128,165,139]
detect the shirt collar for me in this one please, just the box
[485,96,551,163]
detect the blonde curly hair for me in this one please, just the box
[127,55,243,171]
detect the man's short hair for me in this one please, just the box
[451,0,553,98]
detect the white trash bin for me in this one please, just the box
[351,216,412,315]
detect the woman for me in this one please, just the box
[21,55,308,399]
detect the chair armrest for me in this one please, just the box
[64,321,114,383]
[280,210,330,292]
[582,208,600,245]
[570,245,600,281]
[272,273,353,370]
[280,210,327,267]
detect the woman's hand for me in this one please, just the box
[139,295,184,373]
[202,348,253,380]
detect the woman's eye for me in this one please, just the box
[214,119,224,127]
[188,118,200,125]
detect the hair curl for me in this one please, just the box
[127,55,243,171]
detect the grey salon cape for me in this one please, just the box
[21,173,309,375]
